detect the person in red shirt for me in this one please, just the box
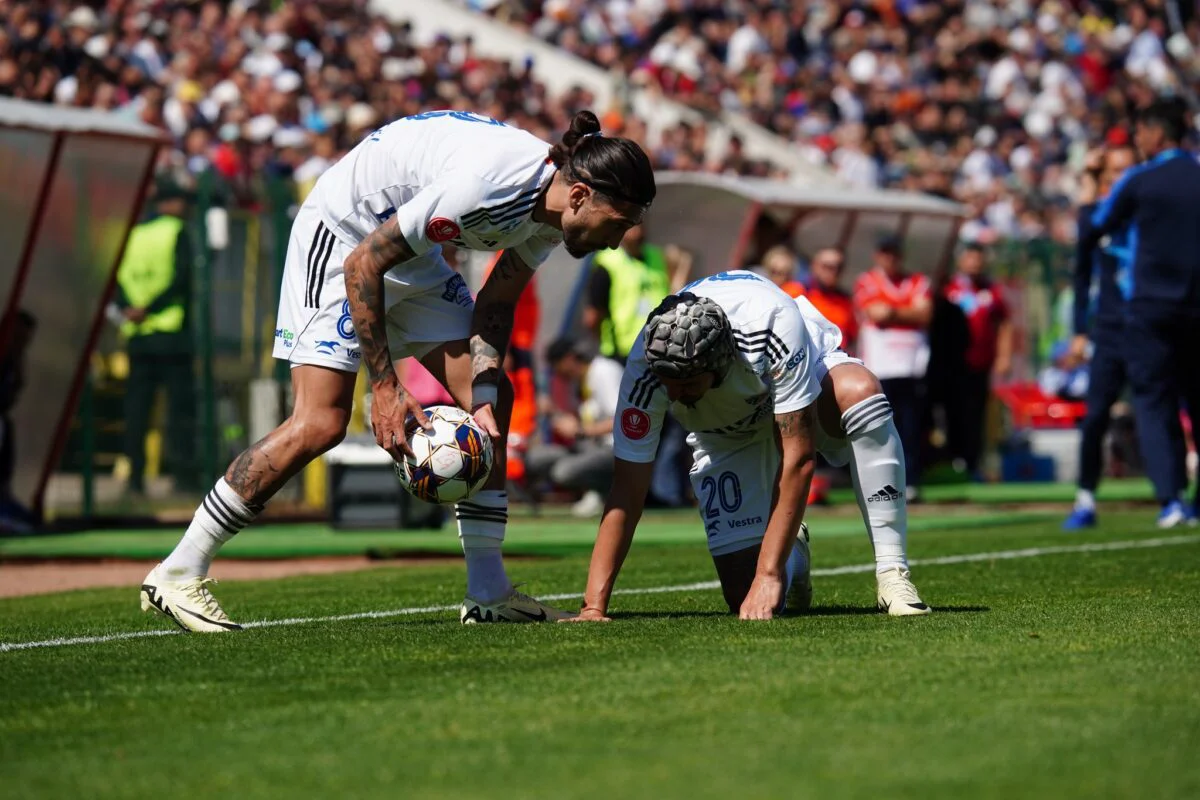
[799,247,859,353]
[943,243,1013,476]
[853,235,933,498]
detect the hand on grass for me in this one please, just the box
[739,573,784,620]
[560,607,611,623]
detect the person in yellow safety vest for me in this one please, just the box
[584,223,693,508]
[114,180,197,496]
[584,223,692,362]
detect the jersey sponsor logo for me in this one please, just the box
[726,515,763,530]
[315,340,339,355]
[275,328,294,348]
[441,274,474,308]
[621,408,651,440]
[426,217,461,243]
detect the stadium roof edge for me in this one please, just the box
[655,171,968,218]
[0,96,169,142]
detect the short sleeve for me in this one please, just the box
[394,177,480,257]
[512,229,563,269]
[611,340,668,462]
[766,301,820,415]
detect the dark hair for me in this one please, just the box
[546,337,588,366]
[1140,98,1190,143]
[548,110,656,209]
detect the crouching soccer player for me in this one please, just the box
[569,271,930,621]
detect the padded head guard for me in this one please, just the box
[643,292,736,381]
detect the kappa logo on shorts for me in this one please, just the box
[621,408,651,440]
[426,217,461,243]
[441,274,474,308]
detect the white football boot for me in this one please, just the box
[785,523,813,614]
[140,564,242,632]
[460,586,573,624]
[876,566,932,617]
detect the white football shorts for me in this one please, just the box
[692,307,869,554]
[272,202,474,373]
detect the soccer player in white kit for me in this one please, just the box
[140,110,655,631]
[569,270,930,621]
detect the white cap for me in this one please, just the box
[273,127,310,149]
[848,50,877,84]
[210,79,241,107]
[345,102,378,130]
[273,69,302,93]
[245,114,279,143]
[64,7,99,30]
[84,35,110,59]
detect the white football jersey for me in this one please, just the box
[310,110,563,291]
[613,271,820,462]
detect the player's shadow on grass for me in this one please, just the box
[610,611,732,620]
[806,604,990,616]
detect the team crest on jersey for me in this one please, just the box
[426,217,460,243]
[621,408,651,440]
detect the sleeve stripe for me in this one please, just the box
[628,374,661,408]
[463,196,539,230]
[460,187,541,225]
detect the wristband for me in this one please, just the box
[472,383,498,409]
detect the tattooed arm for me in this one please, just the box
[342,217,431,458]
[741,405,817,620]
[469,249,536,437]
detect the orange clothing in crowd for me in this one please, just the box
[797,283,859,353]
[776,280,806,298]
[483,252,539,481]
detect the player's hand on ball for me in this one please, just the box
[472,402,501,440]
[373,378,431,460]
[560,607,610,623]
[739,573,784,620]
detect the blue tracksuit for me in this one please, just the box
[1086,149,1200,504]
[1072,204,1130,493]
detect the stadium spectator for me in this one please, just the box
[1082,98,1200,527]
[853,234,932,500]
[114,180,196,497]
[798,247,857,353]
[761,244,805,298]
[0,309,36,533]
[526,338,623,517]
[943,243,1014,478]
[1064,143,1137,530]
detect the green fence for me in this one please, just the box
[60,171,295,519]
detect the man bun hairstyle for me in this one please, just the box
[548,110,656,209]
[643,293,736,382]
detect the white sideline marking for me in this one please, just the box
[2,534,1197,653]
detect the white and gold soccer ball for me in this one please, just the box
[394,405,494,505]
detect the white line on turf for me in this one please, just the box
[2,534,1196,653]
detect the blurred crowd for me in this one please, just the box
[0,0,776,209]
[473,0,1200,245]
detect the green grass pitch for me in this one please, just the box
[2,509,1198,799]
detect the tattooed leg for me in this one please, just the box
[160,365,356,580]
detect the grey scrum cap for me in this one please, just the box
[643,292,736,380]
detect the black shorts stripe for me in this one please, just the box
[311,229,335,308]
[460,188,541,225]
[304,223,324,308]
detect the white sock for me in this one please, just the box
[160,478,263,579]
[456,490,513,603]
[1075,489,1096,512]
[842,394,909,574]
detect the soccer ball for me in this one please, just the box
[394,405,494,505]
